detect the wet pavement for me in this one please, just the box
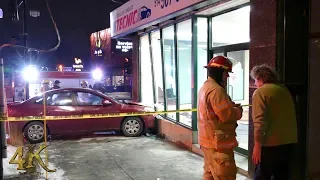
[4,136,250,180]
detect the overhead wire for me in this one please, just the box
[111,0,123,4]
[0,0,61,53]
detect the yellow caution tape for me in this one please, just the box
[0,108,198,122]
[0,104,252,122]
[241,104,252,107]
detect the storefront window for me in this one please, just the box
[162,26,177,120]
[197,18,208,94]
[151,31,164,111]
[227,51,246,101]
[177,19,192,126]
[209,5,250,152]
[140,35,155,106]
[227,50,249,150]
[212,6,250,47]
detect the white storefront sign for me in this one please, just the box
[116,40,133,52]
[110,0,207,37]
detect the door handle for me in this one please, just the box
[228,85,234,99]
[40,111,50,115]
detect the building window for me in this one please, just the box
[177,19,192,126]
[162,26,177,120]
[151,31,164,111]
[140,35,155,106]
[210,5,250,152]
[197,17,209,94]
[227,50,248,101]
[212,6,250,47]
[228,50,249,151]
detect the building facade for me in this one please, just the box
[90,28,133,94]
[110,0,319,178]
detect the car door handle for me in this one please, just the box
[40,111,50,115]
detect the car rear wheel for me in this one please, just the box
[121,117,143,137]
[24,121,47,144]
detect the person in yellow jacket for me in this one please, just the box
[41,80,51,92]
[250,64,298,180]
[198,56,243,180]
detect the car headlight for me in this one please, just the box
[144,107,157,116]
[144,107,154,112]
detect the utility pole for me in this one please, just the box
[23,0,29,100]
[0,58,7,180]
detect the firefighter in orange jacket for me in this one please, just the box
[198,56,243,180]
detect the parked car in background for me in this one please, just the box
[6,88,156,144]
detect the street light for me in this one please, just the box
[92,68,103,81]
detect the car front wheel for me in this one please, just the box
[24,121,47,144]
[121,117,143,137]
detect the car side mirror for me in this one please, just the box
[102,99,112,106]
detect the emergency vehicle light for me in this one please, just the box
[22,65,38,82]
[92,68,103,81]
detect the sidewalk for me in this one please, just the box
[4,136,250,180]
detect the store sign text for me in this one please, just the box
[94,49,103,56]
[116,8,138,31]
[116,5,152,32]
[111,0,205,37]
[154,0,180,9]
[116,41,133,52]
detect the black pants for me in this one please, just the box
[254,143,295,180]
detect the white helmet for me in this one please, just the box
[81,80,88,88]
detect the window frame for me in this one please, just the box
[35,91,77,106]
[74,91,106,106]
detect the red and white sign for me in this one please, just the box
[110,0,209,37]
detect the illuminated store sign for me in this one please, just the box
[72,58,84,72]
[115,40,133,53]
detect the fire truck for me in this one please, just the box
[5,70,97,102]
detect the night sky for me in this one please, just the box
[0,0,128,70]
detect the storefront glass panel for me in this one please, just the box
[140,35,155,106]
[197,17,208,94]
[227,50,249,150]
[211,6,250,47]
[210,5,250,152]
[151,31,164,111]
[162,26,177,120]
[177,19,192,126]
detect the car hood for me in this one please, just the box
[7,102,23,106]
[121,100,153,108]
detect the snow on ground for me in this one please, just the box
[4,145,67,180]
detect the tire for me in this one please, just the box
[23,121,47,144]
[121,117,144,137]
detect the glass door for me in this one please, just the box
[210,43,249,155]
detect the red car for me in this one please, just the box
[7,88,156,144]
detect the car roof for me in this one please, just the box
[27,88,110,102]
[46,87,100,93]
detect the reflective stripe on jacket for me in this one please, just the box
[197,77,242,149]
